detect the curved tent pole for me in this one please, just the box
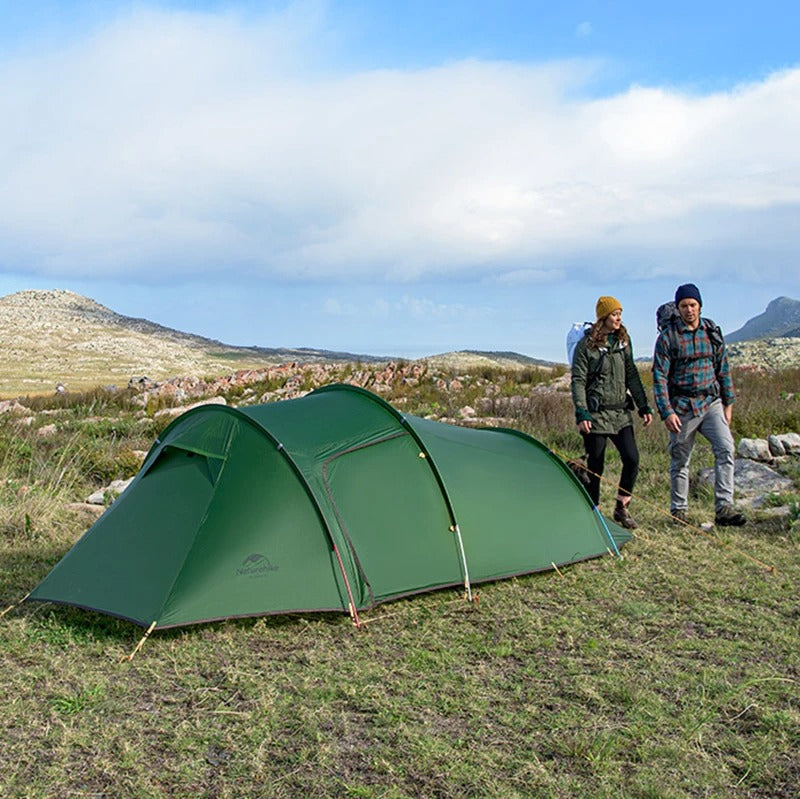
[311,384,473,602]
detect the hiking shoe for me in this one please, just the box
[613,505,638,530]
[671,509,689,525]
[715,505,746,527]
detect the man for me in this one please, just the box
[652,283,746,527]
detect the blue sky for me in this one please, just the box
[1,1,799,362]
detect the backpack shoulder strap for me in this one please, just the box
[701,318,724,369]
[665,321,680,359]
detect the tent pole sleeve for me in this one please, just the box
[452,524,472,601]
[594,507,622,559]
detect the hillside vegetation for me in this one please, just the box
[1,360,799,798]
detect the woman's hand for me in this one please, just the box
[578,420,592,435]
[641,412,653,427]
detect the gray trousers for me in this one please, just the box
[668,399,735,512]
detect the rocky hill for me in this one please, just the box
[419,350,558,371]
[0,289,393,397]
[726,337,800,370]
[726,296,800,342]
[0,290,546,398]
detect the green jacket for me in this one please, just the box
[570,333,651,435]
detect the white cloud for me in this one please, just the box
[324,293,493,323]
[1,6,799,286]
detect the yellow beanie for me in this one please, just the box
[596,295,622,320]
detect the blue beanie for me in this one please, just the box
[675,283,702,306]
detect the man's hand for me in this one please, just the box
[664,413,682,433]
[578,420,592,434]
[723,404,733,426]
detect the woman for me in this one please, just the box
[570,296,653,529]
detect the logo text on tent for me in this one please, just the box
[236,553,279,578]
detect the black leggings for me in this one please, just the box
[581,425,640,506]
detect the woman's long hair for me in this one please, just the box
[587,318,629,349]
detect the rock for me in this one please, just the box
[459,406,477,419]
[698,458,794,505]
[0,399,28,415]
[737,438,772,461]
[67,502,107,516]
[773,432,800,455]
[768,435,786,456]
[87,477,135,505]
[152,396,227,419]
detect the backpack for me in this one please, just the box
[655,301,724,370]
[566,322,592,367]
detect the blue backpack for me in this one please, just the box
[566,322,592,367]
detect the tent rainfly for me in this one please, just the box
[26,384,631,629]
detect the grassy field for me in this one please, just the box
[1,366,798,798]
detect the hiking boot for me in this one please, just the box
[613,504,638,530]
[715,504,746,527]
[671,508,688,525]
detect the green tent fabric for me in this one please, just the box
[27,384,631,629]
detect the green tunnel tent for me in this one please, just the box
[27,384,631,629]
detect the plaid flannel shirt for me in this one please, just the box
[652,319,735,419]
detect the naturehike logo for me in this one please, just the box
[236,553,279,578]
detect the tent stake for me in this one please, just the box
[348,602,363,629]
[1,592,30,620]
[121,621,157,662]
[551,562,565,578]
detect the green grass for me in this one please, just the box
[1,364,799,798]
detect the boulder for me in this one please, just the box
[768,435,786,456]
[87,477,135,505]
[698,458,793,505]
[737,438,772,461]
[773,432,800,455]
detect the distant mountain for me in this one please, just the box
[0,289,545,398]
[0,289,389,397]
[726,297,800,342]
